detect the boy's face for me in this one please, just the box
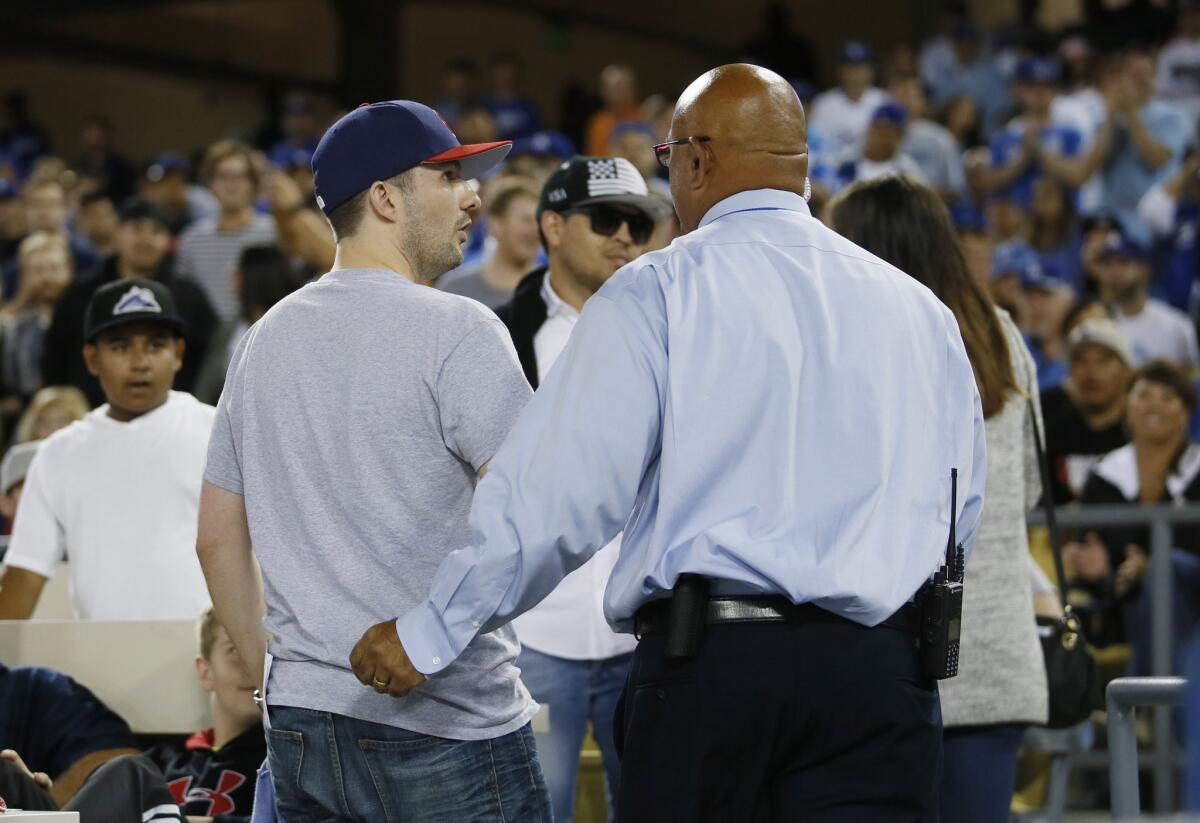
[83,322,184,418]
[196,625,261,732]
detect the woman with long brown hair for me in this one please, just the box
[831,174,1048,823]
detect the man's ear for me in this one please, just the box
[83,343,100,378]
[540,210,563,252]
[366,179,402,225]
[173,337,186,373]
[685,137,715,192]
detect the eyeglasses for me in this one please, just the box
[564,204,656,245]
[652,136,712,169]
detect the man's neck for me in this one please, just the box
[332,238,420,283]
[546,264,592,313]
[1078,400,1126,431]
[1113,288,1149,316]
[843,86,867,103]
[218,208,253,232]
[106,394,169,423]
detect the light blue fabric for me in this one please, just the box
[250,759,276,823]
[397,188,988,676]
[1103,102,1192,241]
[516,647,630,823]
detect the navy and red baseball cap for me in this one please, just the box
[311,100,512,216]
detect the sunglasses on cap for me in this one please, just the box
[563,204,656,245]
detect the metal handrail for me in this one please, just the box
[1106,677,1188,821]
[1026,503,1200,813]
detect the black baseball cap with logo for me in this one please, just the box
[84,278,186,342]
[537,156,674,220]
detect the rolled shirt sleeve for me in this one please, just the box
[396,282,666,675]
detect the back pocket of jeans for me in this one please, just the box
[267,728,305,786]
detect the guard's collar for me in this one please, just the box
[698,188,811,229]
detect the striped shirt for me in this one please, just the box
[176,214,277,321]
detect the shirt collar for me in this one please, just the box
[697,189,812,229]
[541,270,579,321]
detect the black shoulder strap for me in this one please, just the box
[1028,397,1070,610]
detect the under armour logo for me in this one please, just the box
[112,285,162,316]
[167,770,246,816]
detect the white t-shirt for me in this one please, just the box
[510,272,637,661]
[1113,298,1200,368]
[809,86,888,161]
[4,391,216,619]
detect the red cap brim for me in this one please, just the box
[422,141,512,181]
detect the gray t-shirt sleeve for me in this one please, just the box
[436,319,532,471]
[203,334,248,494]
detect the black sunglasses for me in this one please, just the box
[652,135,712,169]
[564,204,656,245]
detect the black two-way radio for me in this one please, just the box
[918,468,965,680]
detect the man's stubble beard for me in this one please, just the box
[403,210,462,283]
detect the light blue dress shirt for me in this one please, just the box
[397,188,988,676]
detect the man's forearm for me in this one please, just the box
[0,566,48,619]
[199,545,267,687]
[197,482,267,688]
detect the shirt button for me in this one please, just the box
[472,620,480,628]
[432,656,441,666]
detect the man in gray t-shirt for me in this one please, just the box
[197,100,550,821]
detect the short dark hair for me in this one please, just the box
[1131,359,1198,417]
[326,170,411,241]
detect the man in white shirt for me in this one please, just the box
[492,156,670,822]
[808,41,886,162]
[1093,231,1200,368]
[830,101,926,193]
[0,278,215,619]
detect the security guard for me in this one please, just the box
[353,64,987,821]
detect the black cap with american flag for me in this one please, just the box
[536,155,673,220]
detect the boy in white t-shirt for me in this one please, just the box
[0,277,215,619]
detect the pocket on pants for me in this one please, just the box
[358,729,550,823]
[359,735,499,822]
[267,728,305,787]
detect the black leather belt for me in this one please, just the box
[633,595,920,638]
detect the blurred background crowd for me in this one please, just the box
[2,0,1200,817]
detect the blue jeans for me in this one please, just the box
[940,723,1026,823]
[516,647,632,823]
[265,705,550,822]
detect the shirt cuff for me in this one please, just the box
[394,601,465,676]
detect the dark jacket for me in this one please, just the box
[493,267,548,389]
[145,726,265,823]
[41,255,217,407]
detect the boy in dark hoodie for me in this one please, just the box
[0,607,264,822]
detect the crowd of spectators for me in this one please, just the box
[0,0,1199,815]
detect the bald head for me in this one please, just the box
[667,64,809,232]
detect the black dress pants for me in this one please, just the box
[614,612,942,822]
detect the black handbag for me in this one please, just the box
[1028,399,1103,728]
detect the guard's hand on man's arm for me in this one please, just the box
[350,619,426,698]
